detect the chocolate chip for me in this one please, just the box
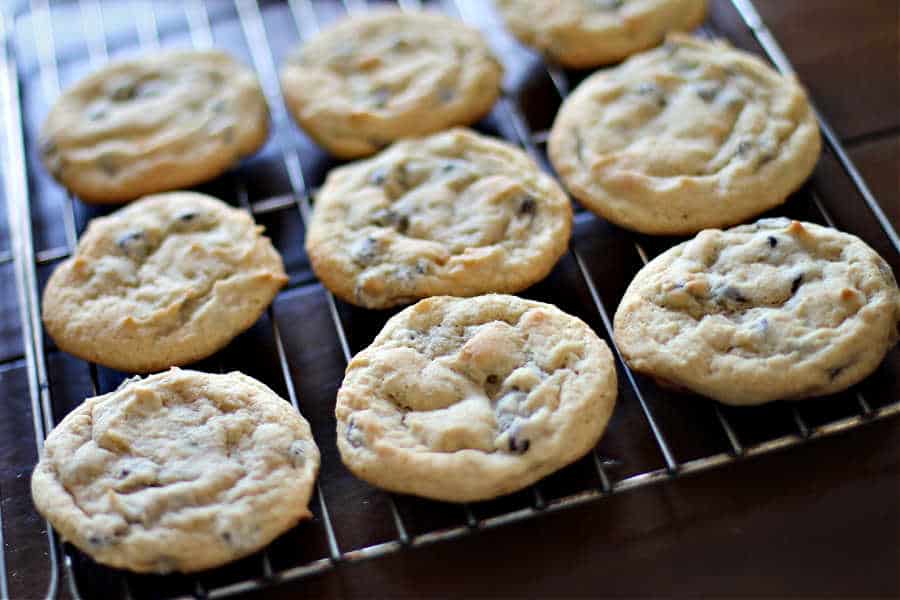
[289,441,307,467]
[636,82,667,108]
[372,208,397,227]
[222,531,233,544]
[791,274,803,295]
[97,153,119,176]
[508,435,530,454]
[352,237,380,266]
[380,163,410,199]
[118,468,130,478]
[486,374,499,385]
[110,81,137,102]
[696,84,719,102]
[346,419,365,448]
[395,264,420,283]
[176,211,198,223]
[116,230,146,255]
[767,236,778,248]
[723,286,748,303]
[594,0,623,9]
[371,208,409,234]
[370,168,387,186]
[414,260,428,275]
[518,196,537,217]
[737,140,754,158]
[88,535,105,547]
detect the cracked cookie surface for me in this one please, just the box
[42,192,287,372]
[31,369,320,573]
[40,49,269,203]
[495,0,706,68]
[614,219,900,405]
[548,35,821,234]
[335,294,617,502]
[306,129,572,309]
[279,11,502,159]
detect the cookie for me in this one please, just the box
[40,49,269,203]
[548,34,822,235]
[42,192,287,373]
[335,294,617,502]
[305,128,572,309]
[494,0,707,68]
[279,11,503,159]
[31,368,320,573]
[613,219,900,406]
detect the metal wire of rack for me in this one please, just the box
[0,0,898,598]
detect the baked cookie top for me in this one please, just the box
[336,294,617,502]
[40,49,269,203]
[614,219,900,405]
[279,11,503,159]
[31,369,320,573]
[495,0,707,68]
[305,128,572,309]
[42,192,287,373]
[548,35,821,235]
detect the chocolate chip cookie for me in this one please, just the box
[42,192,287,372]
[495,0,707,68]
[336,294,618,502]
[549,35,821,234]
[279,11,503,159]
[614,219,900,405]
[40,49,269,203]
[305,128,572,309]
[31,369,320,573]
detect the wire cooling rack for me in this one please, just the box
[0,0,898,598]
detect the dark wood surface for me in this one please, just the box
[754,0,899,142]
[259,416,900,598]
[851,135,900,228]
[254,2,900,596]
[0,1,897,599]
